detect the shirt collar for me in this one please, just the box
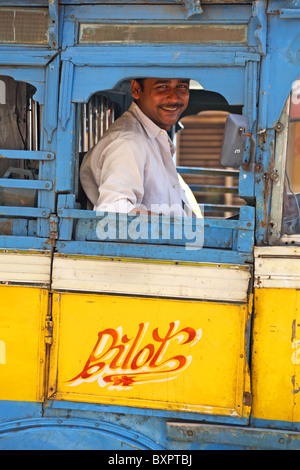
[129,101,176,155]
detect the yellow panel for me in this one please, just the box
[252,288,300,423]
[49,293,251,418]
[0,286,48,402]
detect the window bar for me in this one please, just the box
[94,94,99,145]
[27,97,33,151]
[100,95,104,138]
[88,99,93,149]
[81,103,87,152]
[111,102,115,124]
[33,100,39,151]
[105,97,109,132]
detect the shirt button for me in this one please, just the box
[173,184,178,188]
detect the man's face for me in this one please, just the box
[131,78,190,131]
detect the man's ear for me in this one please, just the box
[131,79,142,100]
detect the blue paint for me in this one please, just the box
[0,417,164,450]
[0,0,300,450]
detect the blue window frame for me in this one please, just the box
[53,2,256,264]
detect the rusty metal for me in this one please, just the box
[48,0,59,49]
[173,0,203,17]
[45,315,53,345]
[49,214,58,246]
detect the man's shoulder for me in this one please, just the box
[103,110,147,143]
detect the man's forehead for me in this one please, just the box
[147,78,190,84]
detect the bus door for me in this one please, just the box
[251,3,300,430]
[46,1,256,431]
[0,5,59,406]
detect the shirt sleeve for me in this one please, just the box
[93,138,146,213]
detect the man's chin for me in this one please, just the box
[158,113,182,128]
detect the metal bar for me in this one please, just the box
[177,166,239,177]
[189,184,239,193]
[81,103,87,152]
[0,179,52,190]
[203,204,241,212]
[27,97,33,151]
[166,422,300,450]
[0,206,50,218]
[279,9,300,19]
[105,97,109,131]
[57,208,253,230]
[111,102,115,123]
[88,100,93,150]
[55,240,253,264]
[0,235,51,251]
[94,94,99,144]
[34,100,39,151]
[0,150,54,160]
[100,95,104,137]
[48,0,59,49]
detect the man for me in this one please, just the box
[80,77,197,216]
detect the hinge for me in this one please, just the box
[45,315,53,345]
[263,169,279,183]
[175,0,203,18]
[48,0,59,49]
[49,214,58,242]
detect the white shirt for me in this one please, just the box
[80,102,191,216]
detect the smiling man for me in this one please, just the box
[80,77,193,216]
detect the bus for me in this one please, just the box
[0,0,300,450]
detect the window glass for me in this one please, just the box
[282,78,300,235]
[0,75,40,208]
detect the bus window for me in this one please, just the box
[0,75,41,236]
[175,83,244,220]
[282,78,300,236]
[76,79,245,220]
[0,75,40,184]
[77,90,123,210]
[176,110,244,219]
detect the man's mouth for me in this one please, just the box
[160,104,182,112]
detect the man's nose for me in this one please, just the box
[166,88,180,102]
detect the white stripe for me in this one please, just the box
[255,246,300,288]
[52,256,250,302]
[0,253,51,284]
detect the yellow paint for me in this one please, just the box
[49,292,251,418]
[0,286,48,402]
[0,340,5,364]
[252,288,300,423]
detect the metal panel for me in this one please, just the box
[48,291,252,421]
[255,246,300,289]
[0,286,48,402]
[252,287,300,428]
[166,422,300,450]
[79,23,248,44]
[0,251,51,286]
[0,7,50,45]
[253,245,300,429]
[0,417,163,450]
[52,255,251,302]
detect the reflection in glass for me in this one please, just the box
[283,79,300,234]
